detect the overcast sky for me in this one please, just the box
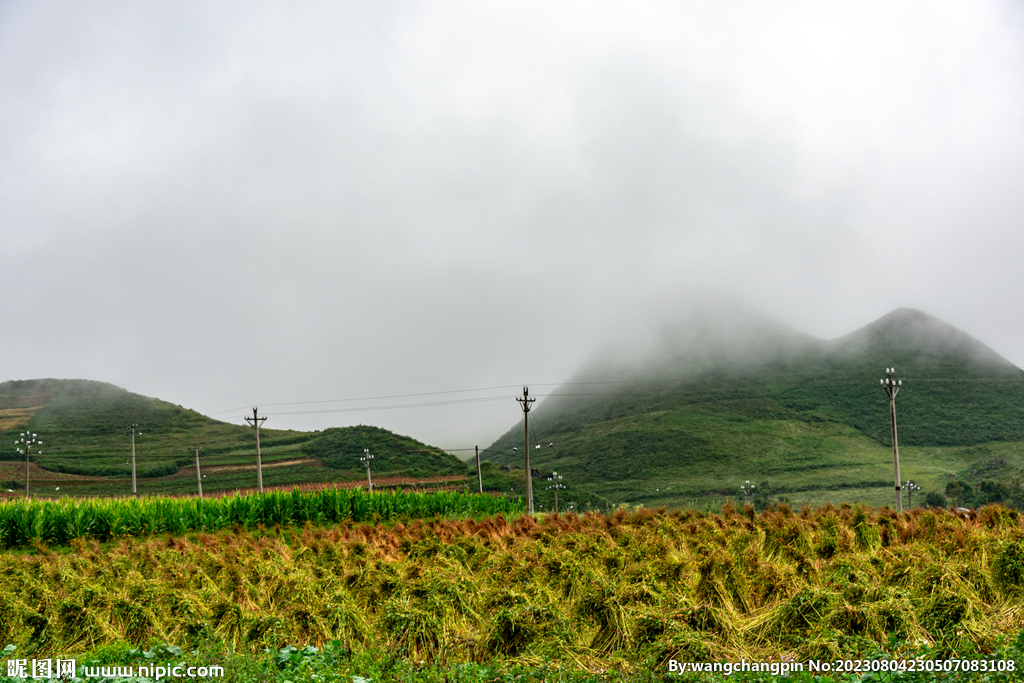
[2,1,1022,448]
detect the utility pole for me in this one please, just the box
[244,407,267,493]
[881,368,903,512]
[193,446,203,498]
[13,432,41,499]
[127,424,140,496]
[516,386,536,514]
[360,449,374,491]
[475,445,482,494]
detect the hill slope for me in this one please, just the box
[483,308,1024,509]
[0,379,464,496]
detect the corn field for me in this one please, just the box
[0,488,522,549]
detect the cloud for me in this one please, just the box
[1,0,1022,446]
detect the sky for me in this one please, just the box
[2,1,1023,449]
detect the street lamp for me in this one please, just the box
[881,367,904,512]
[904,480,921,509]
[740,480,756,505]
[360,449,374,492]
[546,471,566,513]
[13,432,41,498]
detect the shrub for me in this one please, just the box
[993,541,1024,595]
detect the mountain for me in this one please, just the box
[834,308,1014,367]
[482,307,1024,509]
[0,379,463,495]
[0,379,231,478]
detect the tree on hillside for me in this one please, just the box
[945,481,976,507]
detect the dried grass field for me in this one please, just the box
[1,500,1024,681]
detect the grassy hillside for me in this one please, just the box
[0,379,466,497]
[301,424,464,478]
[483,309,1024,509]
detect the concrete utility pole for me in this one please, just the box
[516,386,536,514]
[361,449,374,491]
[127,424,140,495]
[193,446,203,498]
[881,368,903,512]
[475,446,482,493]
[13,432,41,499]
[244,407,267,493]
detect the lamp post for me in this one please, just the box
[904,480,921,509]
[361,449,374,491]
[546,471,565,513]
[740,480,756,505]
[13,433,41,498]
[881,368,904,512]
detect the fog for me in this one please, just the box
[2,1,1022,448]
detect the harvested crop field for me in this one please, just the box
[2,502,1024,679]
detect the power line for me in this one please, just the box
[224,394,514,419]
[9,375,1021,433]
[8,371,1022,441]
[208,384,526,416]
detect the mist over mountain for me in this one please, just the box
[575,300,822,382]
[483,307,1024,508]
[832,308,1016,368]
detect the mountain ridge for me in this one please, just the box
[482,307,1024,509]
[830,308,1016,369]
[0,378,464,495]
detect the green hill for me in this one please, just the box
[0,379,464,496]
[482,308,1024,510]
[301,424,464,478]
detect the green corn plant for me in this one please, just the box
[0,487,523,549]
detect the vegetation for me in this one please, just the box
[301,424,464,477]
[1,504,1023,679]
[0,379,466,497]
[490,406,1024,510]
[0,487,520,549]
[484,309,1024,509]
[3,634,1024,682]
[477,461,614,513]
